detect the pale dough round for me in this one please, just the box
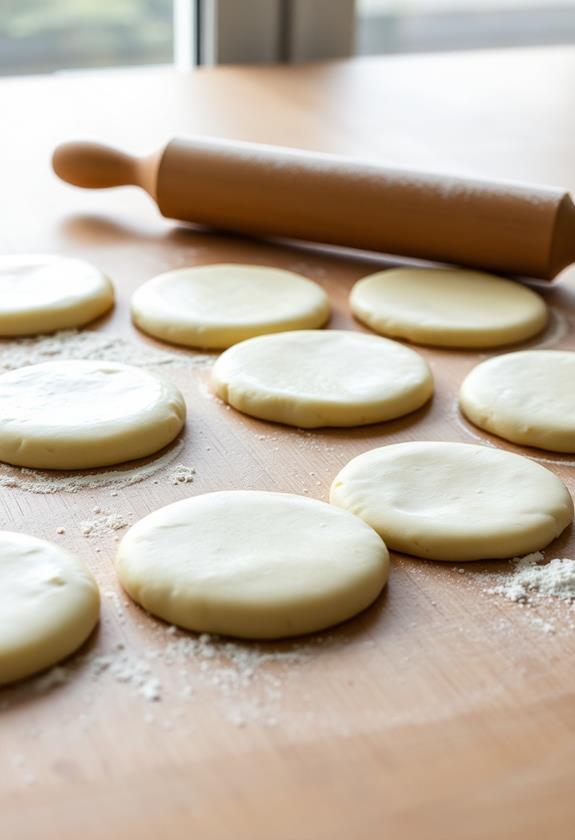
[131,263,330,349]
[0,254,114,336]
[460,350,575,453]
[0,361,186,469]
[211,330,434,428]
[0,531,99,685]
[330,441,573,561]
[350,267,547,348]
[117,490,389,639]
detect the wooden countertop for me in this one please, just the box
[2,47,575,840]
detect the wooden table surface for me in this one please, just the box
[2,47,575,840]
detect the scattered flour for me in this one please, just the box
[90,651,162,702]
[488,552,575,604]
[0,438,187,494]
[33,666,69,693]
[154,631,309,688]
[168,464,196,485]
[103,591,127,624]
[0,328,213,371]
[529,616,556,635]
[483,551,575,636]
[81,512,129,538]
[29,628,313,726]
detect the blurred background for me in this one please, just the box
[1,0,575,76]
[0,1,173,75]
[359,0,575,55]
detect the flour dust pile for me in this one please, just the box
[29,626,313,728]
[0,329,214,371]
[487,552,575,604]
[0,439,197,495]
[483,551,575,634]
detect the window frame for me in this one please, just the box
[194,0,356,65]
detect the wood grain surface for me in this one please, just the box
[1,48,575,840]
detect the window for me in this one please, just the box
[357,0,575,55]
[0,0,176,76]
[2,1,575,78]
[0,0,354,75]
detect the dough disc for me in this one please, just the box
[350,268,547,348]
[330,441,573,561]
[0,360,186,469]
[0,255,114,336]
[131,263,330,349]
[0,531,99,685]
[211,330,433,428]
[117,490,389,639]
[460,350,575,452]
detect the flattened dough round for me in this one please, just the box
[350,267,547,348]
[0,254,114,336]
[117,491,389,639]
[0,531,99,685]
[211,330,433,428]
[330,441,573,561]
[131,263,330,349]
[460,350,575,453]
[0,361,186,469]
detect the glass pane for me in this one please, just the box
[0,0,174,76]
[357,0,575,55]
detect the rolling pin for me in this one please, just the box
[52,137,575,281]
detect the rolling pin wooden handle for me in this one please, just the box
[52,141,159,197]
[52,137,575,281]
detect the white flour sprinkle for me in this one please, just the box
[33,666,69,693]
[488,552,575,603]
[168,464,196,485]
[155,632,309,687]
[81,512,129,538]
[530,616,556,635]
[153,631,311,725]
[29,629,313,726]
[90,653,162,702]
[0,329,212,371]
[0,438,186,494]
[103,591,127,624]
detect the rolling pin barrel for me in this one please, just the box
[53,138,575,281]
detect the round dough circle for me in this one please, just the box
[0,531,99,685]
[117,490,389,639]
[350,268,547,348]
[460,350,575,453]
[0,254,114,336]
[211,330,434,428]
[131,263,330,349]
[0,361,186,469]
[330,441,573,561]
